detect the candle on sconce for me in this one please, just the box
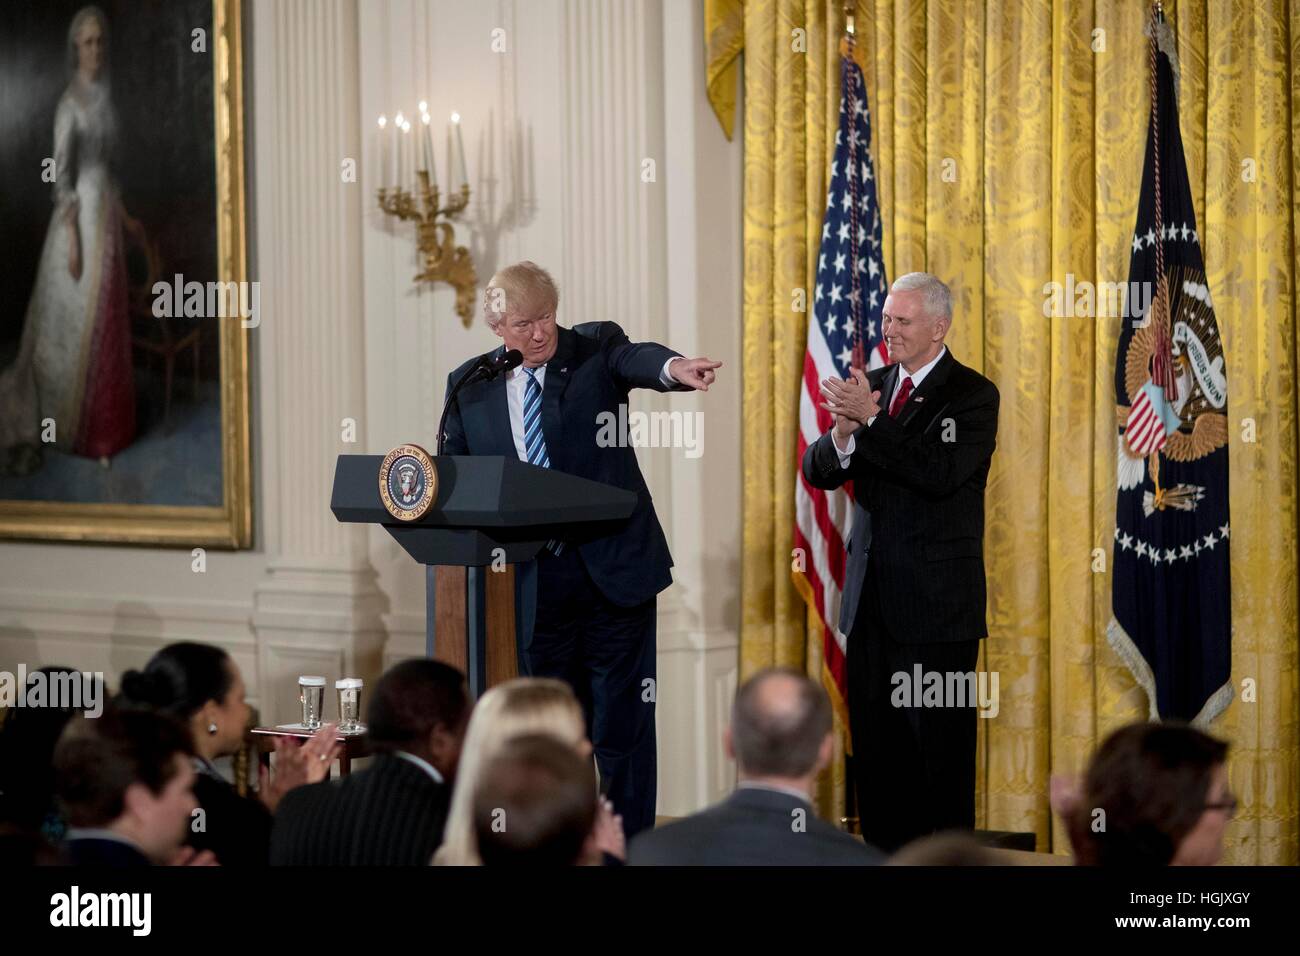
[377,115,388,190]
[421,112,437,188]
[450,112,468,192]
[394,112,406,189]
[417,101,429,184]
[401,120,414,190]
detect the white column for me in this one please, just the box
[655,0,744,815]
[558,0,744,816]
[250,0,387,724]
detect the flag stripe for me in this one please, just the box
[793,54,888,719]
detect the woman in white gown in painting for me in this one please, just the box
[0,5,137,474]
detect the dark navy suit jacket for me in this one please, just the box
[627,787,885,866]
[64,836,152,866]
[442,322,687,608]
[801,349,999,644]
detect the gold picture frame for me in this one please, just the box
[0,0,251,549]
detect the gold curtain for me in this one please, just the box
[719,0,1299,863]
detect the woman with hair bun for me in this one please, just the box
[117,642,338,865]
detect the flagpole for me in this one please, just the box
[1146,0,1174,502]
[839,4,868,370]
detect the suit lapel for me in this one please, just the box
[540,328,577,469]
[878,364,900,413]
[467,344,514,457]
[895,348,956,429]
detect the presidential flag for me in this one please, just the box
[1109,9,1231,726]
[793,50,889,723]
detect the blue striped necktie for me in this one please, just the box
[522,367,563,554]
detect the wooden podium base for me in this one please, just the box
[428,565,518,695]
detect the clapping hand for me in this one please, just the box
[592,796,626,863]
[819,368,881,439]
[169,846,219,866]
[258,723,340,811]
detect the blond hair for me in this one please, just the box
[482,260,559,329]
[432,678,585,865]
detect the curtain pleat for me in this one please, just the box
[718,0,1298,862]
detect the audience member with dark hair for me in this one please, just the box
[117,642,338,865]
[473,734,600,866]
[270,659,471,865]
[54,708,212,866]
[1061,721,1232,866]
[629,668,883,865]
[0,666,88,844]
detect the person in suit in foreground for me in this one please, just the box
[434,677,624,865]
[441,260,722,837]
[474,734,602,866]
[803,271,999,853]
[54,708,211,866]
[270,660,470,865]
[627,668,884,866]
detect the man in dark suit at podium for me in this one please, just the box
[442,260,722,837]
[802,272,999,853]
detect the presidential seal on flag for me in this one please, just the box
[1118,264,1228,515]
[1109,6,1231,727]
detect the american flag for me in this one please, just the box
[793,53,888,721]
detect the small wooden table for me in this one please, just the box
[250,725,372,777]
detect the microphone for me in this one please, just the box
[481,348,523,381]
[437,348,525,455]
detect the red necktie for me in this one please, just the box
[888,376,914,417]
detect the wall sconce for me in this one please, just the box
[376,109,477,326]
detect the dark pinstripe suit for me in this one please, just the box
[801,349,999,852]
[269,754,450,865]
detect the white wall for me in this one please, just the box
[0,0,741,818]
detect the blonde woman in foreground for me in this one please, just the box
[433,678,625,865]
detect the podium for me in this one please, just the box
[330,454,635,695]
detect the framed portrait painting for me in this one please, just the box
[0,0,250,548]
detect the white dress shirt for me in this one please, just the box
[395,750,445,785]
[834,345,947,468]
[506,357,684,462]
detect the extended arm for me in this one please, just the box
[582,321,721,393]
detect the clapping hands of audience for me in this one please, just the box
[258,723,340,812]
[593,795,626,862]
[169,846,219,866]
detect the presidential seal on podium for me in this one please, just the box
[378,444,437,521]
